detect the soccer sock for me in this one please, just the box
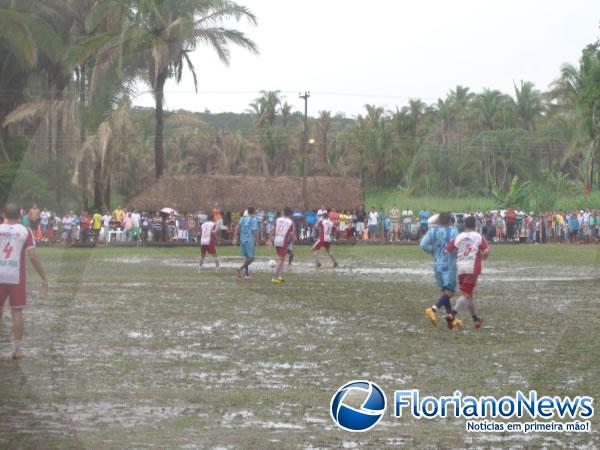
[13,340,22,353]
[435,295,451,313]
[472,314,481,322]
[466,297,477,317]
[455,295,467,312]
[288,251,294,265]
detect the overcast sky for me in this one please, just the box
[133,0,600,118]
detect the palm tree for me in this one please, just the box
[548,41,600,189]
[472,89,507,130]
[513,80,544,133]
[116,0,258,178]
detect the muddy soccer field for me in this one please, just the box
[0,245,598,449]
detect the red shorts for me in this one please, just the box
[459,274,479,296]
[312,241,331,251]
[200,244,216,256]
[276,246,288,258]
[0,283,27,309]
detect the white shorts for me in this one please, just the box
[356,222,365,233]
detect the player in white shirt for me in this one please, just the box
[199,214,219,269]
[311,210,339,268]
[402,207,414,241]
[0,204,48,359]
[445,216,489,329]
[271,208,295,284]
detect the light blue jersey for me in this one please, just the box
[420,226,458,274]
[239,215,258,259]
[420,226,458,291]
[239,216,258,244]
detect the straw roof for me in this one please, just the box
[128,175,363,212]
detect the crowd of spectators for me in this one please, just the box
[15,203,600,246]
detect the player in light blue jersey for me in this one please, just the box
[233,207,259,280]
[419,212,462,329]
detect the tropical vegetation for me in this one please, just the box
[0,1,599,212]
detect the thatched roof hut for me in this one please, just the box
[128,175,363,212]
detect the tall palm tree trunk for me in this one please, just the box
[154,72,167,178]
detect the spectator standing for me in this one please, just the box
[40,208,50,242]
[401,206,413,242]
[28,204,41,233]
[419,208,429,238]
[292,209,304,240]
[389,206,400,242]
[152,212,163,241]
[505,207,516,241]
[80,211,91,242]
[367,207,378,240]
[355,208,366,240]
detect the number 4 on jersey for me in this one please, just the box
[3,242,14,259]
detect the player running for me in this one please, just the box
[312,210,339,269]
[271,208,295,284]
[199,213,219,269]
[0,204,48,360]
[233,207,258,280]
[419,212,462,329]
[445,215,489,328]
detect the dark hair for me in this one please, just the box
[247,207,255,215]
[464,216,476,229]
[438,212,451,226]
[283,207,292,217]
[4,203,20,220]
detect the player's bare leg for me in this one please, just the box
[199,255,205,268]
[326,248,338,268]
[312,246,321,268]
[452,294,479,328]
[213,255,220,269]
[272,257,285,284]
[240,257,254,279]
[11,308,24,359]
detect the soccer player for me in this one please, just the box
[312,210,339,268]
[420,212,461,329]
[271,208,295,284]
[0,204,48,359]
[199,213,219,269]
[445,216,489,328]
[234,207,258,280]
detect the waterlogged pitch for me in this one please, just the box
[0,245,598,448]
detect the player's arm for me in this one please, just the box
[26,248,48,296]
[419,231,432,254]
[480,238,490,259]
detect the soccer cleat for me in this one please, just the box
[271,278,283,285]
[333,262,339,268]
[425,308,437,325]
[473,319,484,329]
[11,351,23,360]
[450,319,463,329]
[244,275,252,281]
[236,268,242,279]
[316,262,322,269]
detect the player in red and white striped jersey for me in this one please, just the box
[311,210,339,269]
[199,214,219,269]
[0,204,48,359]
[445,215,489,328]
[271,208,295,284]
